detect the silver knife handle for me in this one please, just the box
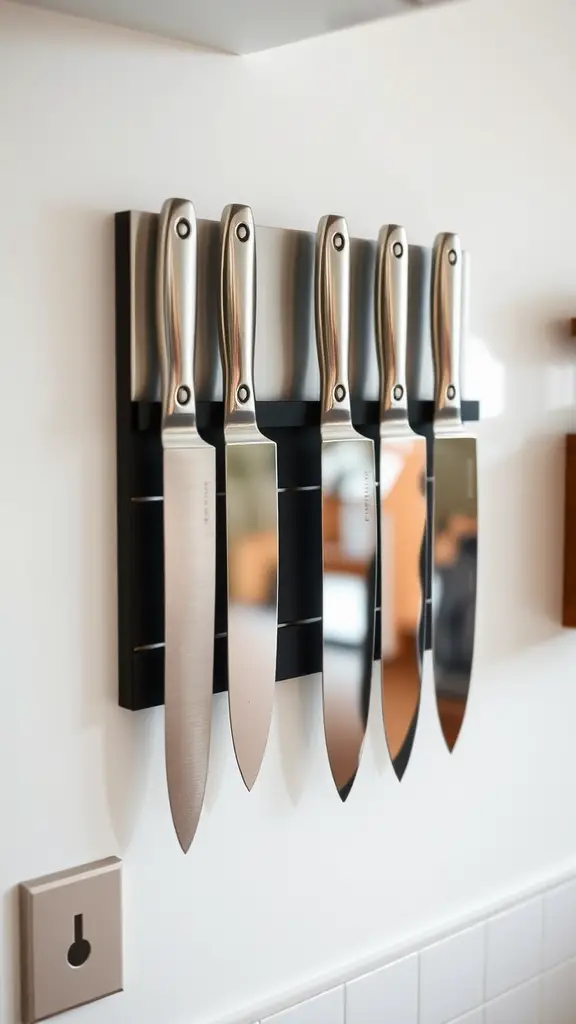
[375,224,409,422]
[315,214,352,426]
[431,232,463,427]
[219,204,257,426]
[156,198,198,443]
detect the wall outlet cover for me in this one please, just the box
[19,856,123,1023]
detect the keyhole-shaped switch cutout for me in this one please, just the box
[67,914,91,968]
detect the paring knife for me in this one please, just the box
[218,204,278,790]
[156,198,216,852]
[431,233,478,751]
[315,215,377,799]
[375,225,426,778]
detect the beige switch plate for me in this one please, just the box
[19,857,123,1022]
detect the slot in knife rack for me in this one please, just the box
[115,210,480,712]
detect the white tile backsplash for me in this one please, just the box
[419,924,485,1024]
[485,897,543,1000]
[543,880,576,971]
[345,954,418,1024]
[484,979,540,1024]
[541,959,576,1024]
[254,874,576,1024]
[262,987,344,1024]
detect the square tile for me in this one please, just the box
[346,954,418,1024]
[262,986,344,1024]
[543,880,576,971]
[485,897,542,1000]
[419,923,485,1024]
[541,959,576,1024]
[485,978,540,1024]
[448,1011,484,1024]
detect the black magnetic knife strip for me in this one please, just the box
[115,208,480,711]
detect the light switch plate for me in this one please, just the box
[19,856,123,1022]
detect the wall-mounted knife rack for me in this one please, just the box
[115,210,480,713]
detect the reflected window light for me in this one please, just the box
[323,572,366,647]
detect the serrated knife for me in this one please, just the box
[315,215,377,799]
[375,225,426,778]
[156,198,216,852]
[431,233,477,751]
[218,204,278,790]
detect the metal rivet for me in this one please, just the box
[392,242,404,259]
[176,219,191,239]
[393,384,404,401]
[447,384,456,400]
[334,384,346,402]
[333,232,345,252]
[448,249,457,266]
[236,222,250,242]
[237,384,250,404]
[177,385,191,405]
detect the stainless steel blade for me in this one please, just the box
[431,233,477,751]
[315,214,377,798]
[163,446,216,850]
[157,198,216,851]
[218,204,278,790]
[376,225,426,778]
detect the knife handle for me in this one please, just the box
[431,232,463,426]
[156,198,198,440]
[375,224,409,422]
[315,214,352,426]
[219,204,257,426]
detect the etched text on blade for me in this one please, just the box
[225,440,278,790]
[432,435,477,751]
[164,446,216,851]
[321,437,377,796]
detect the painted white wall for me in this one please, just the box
[1,0,576,1021]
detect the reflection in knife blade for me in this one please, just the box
[321,438,376,799]
[432,435,477,749]
[225,440,278,788]
[380,437,426,771]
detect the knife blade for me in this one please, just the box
[315,215,377,799]
[218,204,278,790]
[156,198,216,852]
[431,233,477,751]
[375,225,427,778]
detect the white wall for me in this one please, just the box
[1,0,576,1021]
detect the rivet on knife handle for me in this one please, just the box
[315,215,352,427]
[219,204,257,425]
[431,233,463,428]
[375,224,409,423]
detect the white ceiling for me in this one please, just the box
[13,0,455,54]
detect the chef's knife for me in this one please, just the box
[375,225,426,778]
[156,198,216,852]
[431,233,477,751]
[218,204,278,790]
[315,215,377,799]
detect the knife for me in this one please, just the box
[315,215,377,799]
[375,225,427,778]
[156,198,216,852]
[218,204,278,790]
[431,233,478,751]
